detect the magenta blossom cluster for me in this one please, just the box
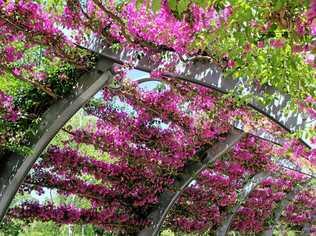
[285,190,316,226]
[0,91,20,122]
[307,0,316,36]
[166,136,275,233]
[9,201,148,233]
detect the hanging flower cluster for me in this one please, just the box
[0,0,90,99]
[9,201,148,232]
[285,189,316,226]
[231,171,310,233]
[307,0,316,36]
[0,91,19,122]
[166,136,274,233]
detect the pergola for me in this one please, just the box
[0,40,314,235]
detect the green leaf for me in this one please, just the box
[274,0,285,10]
[177,0,190,15]
[136,0,144,9]
[152,0,161,12]
[168,0,177,11]
[194,0,209,8]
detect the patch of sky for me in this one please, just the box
[126,69,168,91]
[110,96,137,117]
[126,69,149,80]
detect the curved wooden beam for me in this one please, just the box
[0,57,115,221]
[135,78,286,146]
[84,43,312,148]
[137,128,245,236]
[302,213,316,236]
[215,172,271,236]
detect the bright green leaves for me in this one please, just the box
[168,0,177,11]
[193,0,210,8]
[167,0,190,15]
[134,0,191,17]
[273,0,286,11]
[177,0,190,14]
[230,43,315,101]
[134,0,227,15]
[152,0,162,12]
[136,0,144,9]
[193,0,228,9]
[0,75,29,96]
[134,0,160,13]
[38,0,64,13]
[189,0,314,104]
[167,0,226,15]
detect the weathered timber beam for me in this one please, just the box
[82,43,312,148]
[302,213,316,236]
[136,77,287,146]
[215,172,271,236]
[137,128,244,236]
